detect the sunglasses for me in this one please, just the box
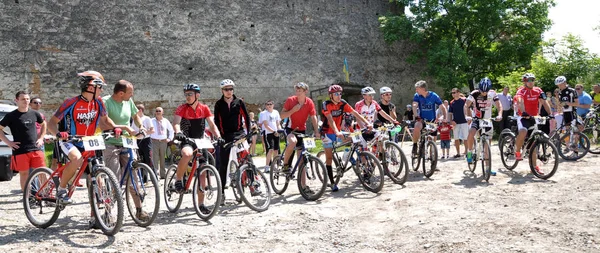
[222,88,234,91]
[576,88,582,90]
[382,93,392,96]
[31,101,42,105]
[266,103,274,106]
[184,92,195,97]
[332,92,342,96]
[523,78,535,82]
[155,110,163,113]
[451,91,457,94]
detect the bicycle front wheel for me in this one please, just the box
[356,151,384,193]
[237,164,271,212]
[481,138,492,182]
[163,165,184,213]
[229,161,242,203]
[529,139,559,180]
[192,164,223,221]
[383,141,408,185]
[125,163,160,227]
[423,141,437,178]
[297,155,327,201]
[269,155,289,195]
[499,133,518,170]
[557,132,589,160]
[90,166,124,236]
[23,167,60,229]
[583,126,600,154]
[467,138,478,173]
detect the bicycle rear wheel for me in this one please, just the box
[529,139,559,180]
[237,164,271,212]
[499,133,518,170]
[383,141,408,185]
[163,165,183,213]
[423,141,437,178]
[317,149,344,186]
[269,155,290,195]
[23,167,60,229]
[583,126,600,154]
[481,138,492,182]
[90,166,124,236]
[298,156,327,201]
[557,132,589,160]
[192,164,222,221]
[356,151,384,193]
[125,163,160,227]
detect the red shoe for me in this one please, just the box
[534,166,544,175]
[76,180,83,187]
[515,152,522,161]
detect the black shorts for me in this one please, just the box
[470,118,493,133]
[265,133,280,151]
[361,131,375,142]
[284,128,305,149]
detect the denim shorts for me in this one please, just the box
[440,140,450,149]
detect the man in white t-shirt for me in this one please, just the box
[133,104,155,171]
[259,100,281,173]
[150,107,174,178]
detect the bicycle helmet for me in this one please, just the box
[295,82,309,90]
[220,79,235,88]
[478,77,492,92]
[361,87,376,95]
[554,76,567,85]
[77,71,105,90]
[183,83,201,93]
[522,73,536,81]
[406,104,412,109]
[328,84,343,94]
[380,86,392,94]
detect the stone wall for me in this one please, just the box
[0,0,431,119]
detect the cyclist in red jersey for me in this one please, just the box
[513,73,553,161]
[48,71,132,205]
[279,82,320,172]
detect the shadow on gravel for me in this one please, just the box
[500,170,557,184]
[0,216,116,248]
[150,208,214,226]
[451,170,491,188]
[407,172,434,182]
[328,180,382,200]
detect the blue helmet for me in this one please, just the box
[183,83,201,93]
[478,78,492,92]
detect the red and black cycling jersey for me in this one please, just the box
[214,94,250,140]
[558,87,577,112]
[515,86,546,116]
[53,95,107,136]
[175,103,212,139]
[321,99,353,134]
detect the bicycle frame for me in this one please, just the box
[41,150,99,201]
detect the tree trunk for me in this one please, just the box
[467,78,475,92]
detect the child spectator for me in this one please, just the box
[437,121,453,159]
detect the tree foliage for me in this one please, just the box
[497,34,600,93]
[379,0,555,92]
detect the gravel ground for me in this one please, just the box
[0,143,599,253]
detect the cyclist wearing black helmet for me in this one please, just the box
[172,83,221,214]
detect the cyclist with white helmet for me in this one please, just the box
[355,87,396,127]
[321,84,369,191]
[214,79,252,202]
[464,77,503,164]
[555,76,581,130]
[411,80,446,157]
[403,104,414,122]
[377,86,397,125]
[172,83,221,213]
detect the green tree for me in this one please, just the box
[379,0,555,92]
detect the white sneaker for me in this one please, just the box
[263,166,270,173]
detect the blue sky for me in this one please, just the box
[545,0,600,54]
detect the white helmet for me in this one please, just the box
[361,87,376,95]
[220,79,235,88]
[554,76,567,85]
[379,86,392,94]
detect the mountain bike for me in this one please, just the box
[118,135,160,227]
[409,120,438,178]
[499,116,559,179]
[23,133,124,236]
[466,118,495,182]
[224,131,271,212]
[315,130,385,193]
[366,124,408,185]
[163,137,222,221]
[270,131,328,200]
[583,106,600,154]
[549,115,590,160]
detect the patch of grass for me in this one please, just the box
[253,138,323,156]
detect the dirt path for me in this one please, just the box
[1,144,599,252]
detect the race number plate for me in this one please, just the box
[535,117,547,125]
[303,137,316,149]
[121,136,138,149]
[193,138,214,149]
[425,123,436,131]
[480,119,493,128]
[350,132,362,143]
[82,135,106,151]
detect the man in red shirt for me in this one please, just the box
[514,73,552,160]
[280,82,320,172]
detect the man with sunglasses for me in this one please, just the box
[214,79,252,202]
[513,73,553,161]
[48,71,129,206]
[259,100,281,173]
[321,84,368,192]
[172,83,221,212]
[411,80,446,157]
[150,107,173,179]
[279,82,320,173]
[376,86,397,125]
